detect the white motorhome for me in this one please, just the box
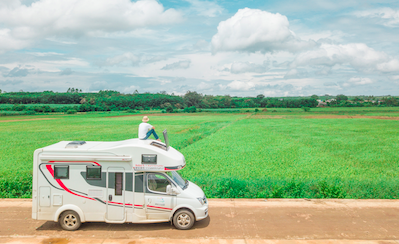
[32,131,208,230]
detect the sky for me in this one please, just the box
[0,0,399,97]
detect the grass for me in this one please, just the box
[181,117,399,198]
[0,108,398,198]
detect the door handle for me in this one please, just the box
[109,195,112,201]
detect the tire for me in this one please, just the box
[59,210,81,231]
[173,209,195,230]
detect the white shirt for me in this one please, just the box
[138,122,153,139]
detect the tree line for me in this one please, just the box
[0,90,398,112]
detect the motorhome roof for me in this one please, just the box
[42,139,163,152]
[36,139,186,171]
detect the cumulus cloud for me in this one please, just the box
[0,28,30,53]
[290,43,399,73]
[161,60,191,70]
[0,0,182,41]
[354,8,399,27]
[230,60,269,74]
[3,67,29,77]
[211,8,316,54]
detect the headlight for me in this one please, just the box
[197,197,205,205]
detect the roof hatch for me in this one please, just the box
[66,141,86,148]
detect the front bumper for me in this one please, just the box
[195,204,209,221]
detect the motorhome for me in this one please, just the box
[32,131,208,230]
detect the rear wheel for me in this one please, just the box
[59,210,81,231]
[173,209,195,230]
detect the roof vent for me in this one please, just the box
[66,141,86,148]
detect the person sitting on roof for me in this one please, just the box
[138,116,161,142]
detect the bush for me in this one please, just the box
[166,106,174,113]
[25,110,36,115]
[12,104,27,111]
[184,106,197,113]
[66,109,77,114]
[255,108,259,112]
[125,109,137,113]
[302,107,311,112]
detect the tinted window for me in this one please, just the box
[115,173,123,196]
[86,166,101,180]
[142,154,157,164]
[147,173,170,193]
[54,165,69,179]
[135,174,144,193]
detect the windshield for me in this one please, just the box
[165,171,188,190]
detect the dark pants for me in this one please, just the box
[143,129,159,140]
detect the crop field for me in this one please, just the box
[1,107,399,198]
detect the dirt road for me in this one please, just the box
[0,199,398,243]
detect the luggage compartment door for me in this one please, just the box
[106,167,125,221]
[39,186,51,207]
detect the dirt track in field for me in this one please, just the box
[253,115,399,120]
[0,118,58,123]
[1,199,398,243]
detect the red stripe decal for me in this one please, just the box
[147,205,172,211]
[45,163,141,207]
[46,165,54,177]
[46,164,95,201]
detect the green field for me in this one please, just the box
[1,108,398,198]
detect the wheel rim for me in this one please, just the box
[177,213,191,227]
[63,214,77,227]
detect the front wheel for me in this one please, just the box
[173,209,195,230]
[59,210,81,231]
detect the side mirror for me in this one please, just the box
[166,185,172,195]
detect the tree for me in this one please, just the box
[311,94,319,100]
[336,94,348,102]
[353,96,363,102]
[184,91,202,107]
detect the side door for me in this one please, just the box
[106,167,125,221]
[144,173,176,220]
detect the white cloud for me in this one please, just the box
[0,28,30,53]
[376,59,399,73]
[227,80,256,91]
[348,77,374,85]
[354,8,399,27]
[161,60,191,70]
[211,8,316,54]
[0,0,182,42]
[105,53,141,66]
[186,0,223,17]
[291,43,399,73]
[230,60,269,74]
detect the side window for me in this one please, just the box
[54,165,69,179]
[135,174,144,193]
[115,173,123,196]
[147,173,170,193]
[142,154,157,164]
[86,166,101,180]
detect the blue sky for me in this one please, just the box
[0,0,399,97]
